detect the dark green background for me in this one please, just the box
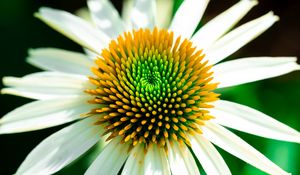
[0,0,299,174]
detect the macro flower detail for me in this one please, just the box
[1,0,300,175]
[87,28,218,147]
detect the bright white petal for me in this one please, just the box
[2,72,90,100]
[170,0,209,39]
[16,116,104,175]
[167,141,200,175]
[27,48,93,75]
[203,122,290,175]
[206,12,279,64]
[155,0,174,28]
[121,144,144,175]
[84,48,99,60]
[0,96,95,134]
[121,0,134,30]
[213,57,300,88]
[144,145,171,175]
[87,0,124,38]
[85,137,129,175]
[189,134,231,175]
[192,0,258,50]
[210,100,300,143]
[130,0,156,29]
[36,7,110,54]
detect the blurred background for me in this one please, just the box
[0,0,299,174]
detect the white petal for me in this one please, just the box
[203,122,290,175]
[121,144,145,175]
[155,0,174,28]
[192,0,258,50]
[84,48,99,60]
[189,134,231,175]
[167,141,200,175]
[16,116,104,175]
[121,0,134,30]
[87,0,124,38]
[169,0,209,39]
[0,96,95,134]
[213,57,300,88]
[27,48,93,75]
[2,72,90,100]
[206,12,279,64]
[210,100,300,143]
[85,137,129,175]
[35,7,110,54]
[144,145,171,175]
[130,0,156,29]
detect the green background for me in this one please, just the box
[0,0,299,174]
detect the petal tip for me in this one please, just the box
[247,0,259,7]
[267,11,280,21]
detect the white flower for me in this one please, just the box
[1,0,300,175]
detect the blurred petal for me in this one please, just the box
[84,48,98,60]
[27,48,93,75]
[85,138,129,175]
[36,7,110,54]
[121,0,134,30]
[121,144,145,175]
[87,0,124,38]
[189,134,231,175]
[130,0,156,29]
[16,116,104,175]
[203,122,290,175]
[206,12,279,64]
[210,100,300,143]
[2,72,89,100]
[0,96,94,134]
[155,0,173,28]
[170,0,209,39]
[192,0,258,50]
[167,141,200,175]
[213,57,300,88]
[144,145,171,175]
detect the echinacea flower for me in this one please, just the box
[1,0,300,174]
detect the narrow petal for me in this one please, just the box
[189,134,231,175]
[35,7,110,54]
[155,0,174,28]
[130,0,156,29]
[85,137,129,175]
[87,0,124,38]
[2,72,90,100]
[169,0,209,39]
[144,145,171,175]
[121,144,145,175]
[84,48,99,60]
[121,0,134,30]
[213,57,300,88]
[206,12,279,64]
[192,0,258,50]
[16,116,104,175]
[167,141,200,175]
[27,48,93,75]
[203,122,290,175]
[0,96,95,134]
[210,100,300,143]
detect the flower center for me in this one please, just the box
[86,28,219,148]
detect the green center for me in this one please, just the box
[87,28,219,148]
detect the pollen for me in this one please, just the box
[86,28,219,149]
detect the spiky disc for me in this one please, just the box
[86,28,219,148]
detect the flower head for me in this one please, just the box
[88,28,218,148]
[1,0,300,175]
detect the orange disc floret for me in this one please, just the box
[85,28,219,149]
